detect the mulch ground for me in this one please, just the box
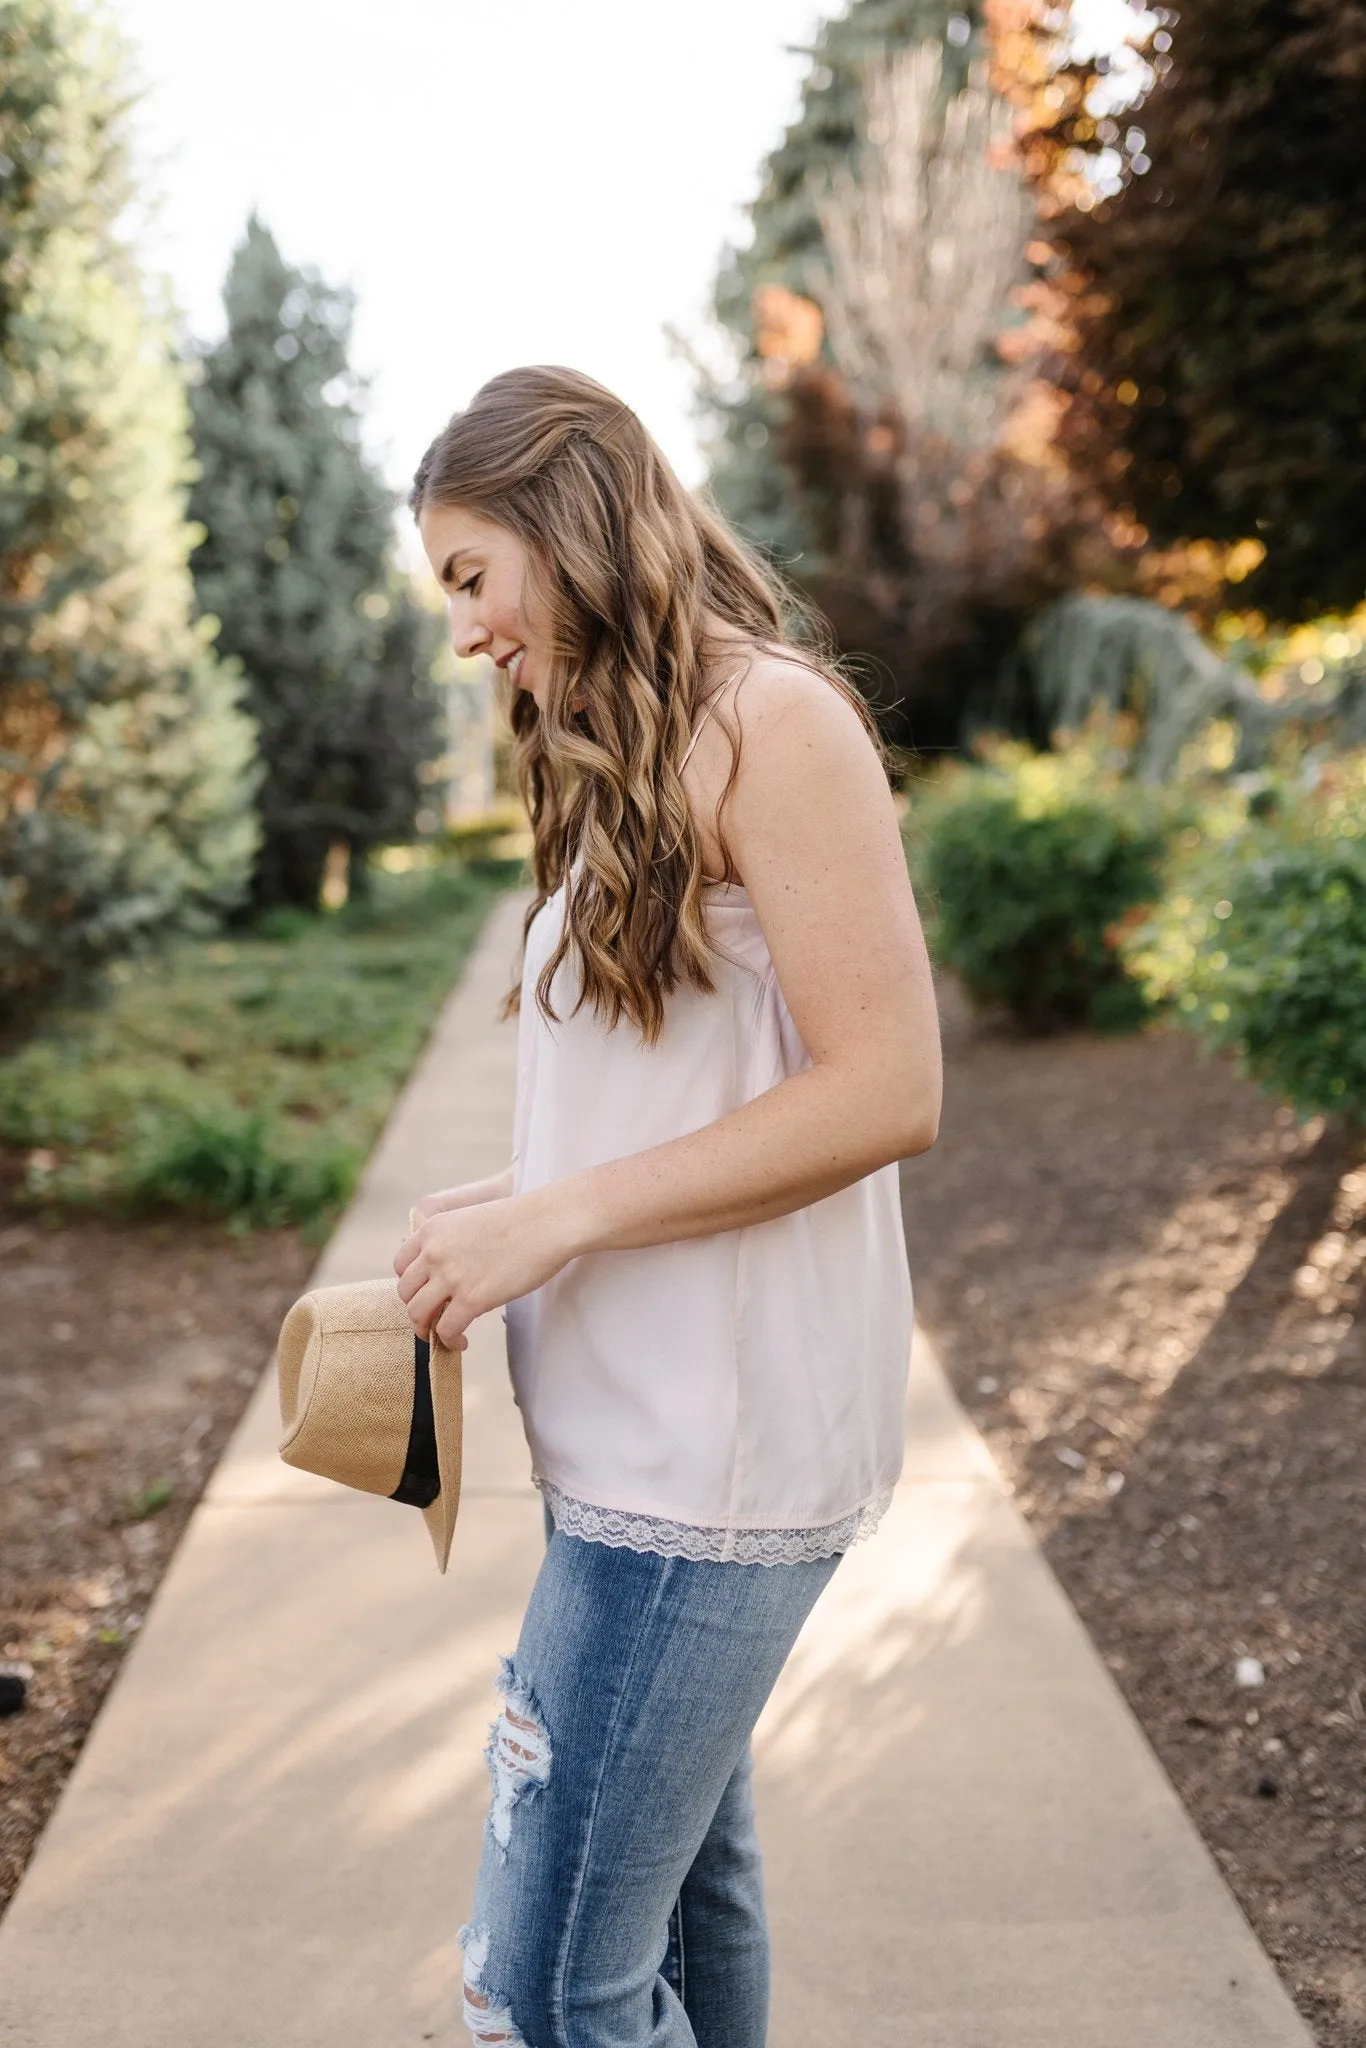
[0,1189,313,1913]
[901,975,1366,2048]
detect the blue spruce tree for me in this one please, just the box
[188,218,440,909]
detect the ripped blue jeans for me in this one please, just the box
[460,1526,841,2047]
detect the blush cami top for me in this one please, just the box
[502,709,915,1566]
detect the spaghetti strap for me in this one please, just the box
[679,668,744,772]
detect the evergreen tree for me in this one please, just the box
[188,218,439,909]
[340,578,446,894]
[0,0,259,1017]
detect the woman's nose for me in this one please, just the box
[451,613,488,661]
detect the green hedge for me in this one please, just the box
[905,725,1366,1121]
[908,740,1174,1032]
[1121,757,1366,1123]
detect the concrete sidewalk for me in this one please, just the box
[0,890,1312,2047]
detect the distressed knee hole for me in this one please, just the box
[459,1924,525,2047]
[485,1656,552,1854]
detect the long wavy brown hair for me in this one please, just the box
[411,365,882,1043]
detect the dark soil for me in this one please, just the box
[901,976,1366,2048]
[0,1191,312,1914]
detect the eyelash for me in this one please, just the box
[457,574,481,597]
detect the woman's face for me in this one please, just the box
[417,502,548,710]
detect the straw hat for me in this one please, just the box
[276,1267,462,1573]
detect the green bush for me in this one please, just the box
[126,1110,357,1230]
[1121,756,1366,1122]
[252,906,316,944]
[909,739,1173,1031]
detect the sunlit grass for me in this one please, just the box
[0,858,520,1235]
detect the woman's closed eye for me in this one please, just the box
[457,573,482,597]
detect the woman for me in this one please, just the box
[395,365,941,2048]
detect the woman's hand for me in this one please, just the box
[411,1165,514,1222]
[393,1185,579,1349]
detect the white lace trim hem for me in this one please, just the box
[536,1479,895,1566]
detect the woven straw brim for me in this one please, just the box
[421,1338,462,1571]
[276,1276,462,1572]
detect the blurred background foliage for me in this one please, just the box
[706,0,984,564]
[3,0,1366,1206]
[0,0,459,1031]
[0,0,259,1019]
[187,217,442,913]
[1119,751,1366,1125]
[0,0,504,1225]
[907,725,1175,1032]
[992,0,1366,624]
[695,0,1366,1133]
[0,858,515,1233]
[904,719,1366,1126]
[700,0,1366,763]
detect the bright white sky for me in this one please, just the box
[116,0,828,494]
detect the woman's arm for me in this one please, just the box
[396,665,941,1344]
[412,1165,514,1220]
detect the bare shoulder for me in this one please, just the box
[684,647,886,880]
[726,646,871,745]
[710,643,921,998]
[699,651,882,811]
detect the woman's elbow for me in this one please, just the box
[887,1066,942,1161]
[837,1054,940,1165]
[864,1089,939,1166]
[898,1110,939,1160]
[881,1017,941,1162]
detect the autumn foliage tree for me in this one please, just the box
[706,0,987,565]
[703,2,1100,751]
[750,40,1097,748]
[814,44,1087,726]
[992,0,1366,623]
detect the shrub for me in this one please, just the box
[1121,756,1366,1123]
[910,737,1173,1031]
[126,1109,356,1230]
[252,906,316,944]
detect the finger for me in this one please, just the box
[434,1303,471,1351]
[395,1254,427,1304]
[393,1230,423,1279]
[404,1277,451,1338]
